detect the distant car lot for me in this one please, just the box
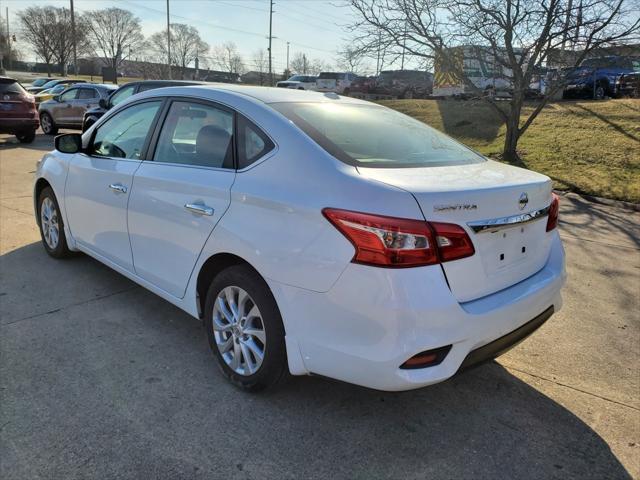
[0,130,638,479]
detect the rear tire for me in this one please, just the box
[594,85,605,100]
[204,264,288,392]
[16,130,36,143]
[37,186,71,258]
[40,112,58,135]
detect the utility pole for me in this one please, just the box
[286,41,290,73]
[5,7,10,71]
[166,0,171,79]
[70,0,78,75]
[268,0,274,85]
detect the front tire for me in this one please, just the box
[204,265,288,392]
[37,186,71,258]
[40,112,58,135]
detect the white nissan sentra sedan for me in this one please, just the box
[34,85,566,392]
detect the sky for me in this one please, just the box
[3,0,390,73]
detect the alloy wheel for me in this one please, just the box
[40,197,59,249]
[41,114,52,133]
[213,286,266,376]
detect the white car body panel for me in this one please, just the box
[34,85,566,391]
[127,163,235,298]
[64,154,140,271]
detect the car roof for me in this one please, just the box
[0,76,17,83]
[137,84,372,105]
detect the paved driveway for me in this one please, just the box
[1,132,638,479]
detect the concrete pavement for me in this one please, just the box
[1,132,638,479]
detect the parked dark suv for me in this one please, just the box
[82,80,201,131]
[0,77,39,143]
[563,56,640,99]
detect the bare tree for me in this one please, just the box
[290,52,330,75]
[337,44,365,73]
[290,52,310,74]
[18,7,56,76]
[349,0,639,161]
[49,7,92,75]
[85,7,145,82]
[149,23,208,79]
[212,42,245,75]
[251,49,269,85]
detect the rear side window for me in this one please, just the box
[77,88,98,99]
[237,115,275,169]
[91,101,162,159]
[153,101,234,169]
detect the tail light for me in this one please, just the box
[322,208,474,268]
[546,193,560,231]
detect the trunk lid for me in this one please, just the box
[358,160,554,302]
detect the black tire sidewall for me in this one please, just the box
[37,187,70,258]
[40,113,57,135]
[204,265,287,391]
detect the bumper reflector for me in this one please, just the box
[400,345,452,369]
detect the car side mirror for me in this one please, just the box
[99,98,108,109]
[53,95,61,102]
[54,133,83,154]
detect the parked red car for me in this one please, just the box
[0,77,39,143]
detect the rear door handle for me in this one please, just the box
[109,183,127,194]
[184,203,214,216]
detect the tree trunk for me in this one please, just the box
[502,97,523,163]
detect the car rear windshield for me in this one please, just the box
[271,102,484,168]
[0,79,27,97]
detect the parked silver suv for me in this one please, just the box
[38,84,117,134]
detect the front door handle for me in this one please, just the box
[109,183,127,194]
[184,203,214,216]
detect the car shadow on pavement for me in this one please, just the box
[0,243,633,480]
[0,131,57,152]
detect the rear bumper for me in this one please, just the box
[270,231,566,391]
[459,305,554,370]
[0,118,39,134]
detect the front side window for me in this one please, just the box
[271,102,484,168]
[91,101,162,159]
[153,101,234,169]
[237,115,275,169]
[109,85,136,107]
[59,89,78,102]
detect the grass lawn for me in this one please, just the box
[381,98,640,203]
